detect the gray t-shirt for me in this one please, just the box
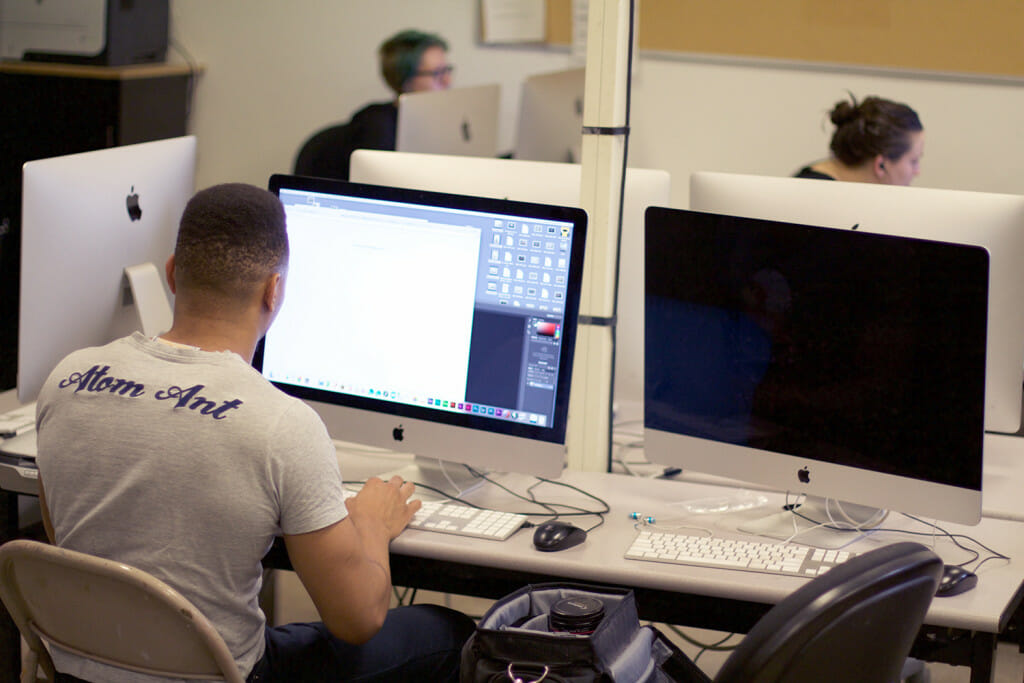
[35,332,348,681]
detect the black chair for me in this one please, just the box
[709,541,942,683]
[293,122,355,180]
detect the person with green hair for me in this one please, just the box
[294,30,452,180]
[379,29,453,95]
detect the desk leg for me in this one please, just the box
[1,489,14,540]
[0,599,17,683]
[968,631,996,683]
[1,490,20,683]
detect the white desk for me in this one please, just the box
[386,468,1021,631]
[977,433,1024,522]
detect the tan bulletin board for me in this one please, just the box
[545,0,1024,79]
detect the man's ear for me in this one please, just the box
[263,272,284,313]
[165,255,177,294]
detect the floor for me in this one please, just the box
[273,571,1024,682]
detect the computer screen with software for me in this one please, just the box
[645,208,988,541]
[18,136,196,404]
[256,175,587,482]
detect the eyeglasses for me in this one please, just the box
[414,65,454,81]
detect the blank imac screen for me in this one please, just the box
[645,208,988,494]
[258,177,586,446]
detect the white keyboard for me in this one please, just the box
[408,501,528,541]
[0,403,36,439]
[625,530,856,578]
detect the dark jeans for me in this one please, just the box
[246,604,476,682]
[55,604,475,683]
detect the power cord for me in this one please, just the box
[783,502,1009,572]
[661,625,739,664]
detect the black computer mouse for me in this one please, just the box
[935,564,978,597]
[532,521,587,552]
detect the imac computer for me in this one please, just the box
[690,171,1024,434]
[396,84,500,158]
[349,149,671,412]
[255,174,587,484]
[645,208,989,545]
[514,67,586,164]
[18,136,197,404]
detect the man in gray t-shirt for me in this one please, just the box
[36,183,473,682]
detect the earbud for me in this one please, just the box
[629,512,656,524]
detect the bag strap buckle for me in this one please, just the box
[506,663,550,683]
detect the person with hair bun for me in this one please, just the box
[795,95,924,185]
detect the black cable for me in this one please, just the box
[686,628,738,664]
[605,0,636,473]
[532,475,612,515]
[664,624,738,653]
[783,505,1009,571]
[899,513,1009,570]
[345,472,610,524]
[167,37,199,123]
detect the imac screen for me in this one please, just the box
[515,68,586,164]
[396,84,500,159]
[256,175,587,479]
[645,207,988,525]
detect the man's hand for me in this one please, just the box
[346,475,421,540]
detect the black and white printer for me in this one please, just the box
[0,0,168,66]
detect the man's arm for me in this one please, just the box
[283,475,420,645]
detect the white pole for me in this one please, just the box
[567,0,633,472]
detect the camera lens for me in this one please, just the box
[549,596,605,635]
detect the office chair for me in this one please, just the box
[711,541,943,683]
[0,539,245,683]
[293,121,356,180]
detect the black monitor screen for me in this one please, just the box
[645,208,988,490]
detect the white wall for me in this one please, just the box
[169,0,575,189]
[170,1,1024,204]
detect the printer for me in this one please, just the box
[0,0,168,66]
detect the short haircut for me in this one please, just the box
[173,183,288,301]
[379,29,448,95]
[829,95,923,166]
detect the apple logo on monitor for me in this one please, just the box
[460,119,471,142]
[797,467,811,484]
[392,424,404,442]
[126,186,142,221]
